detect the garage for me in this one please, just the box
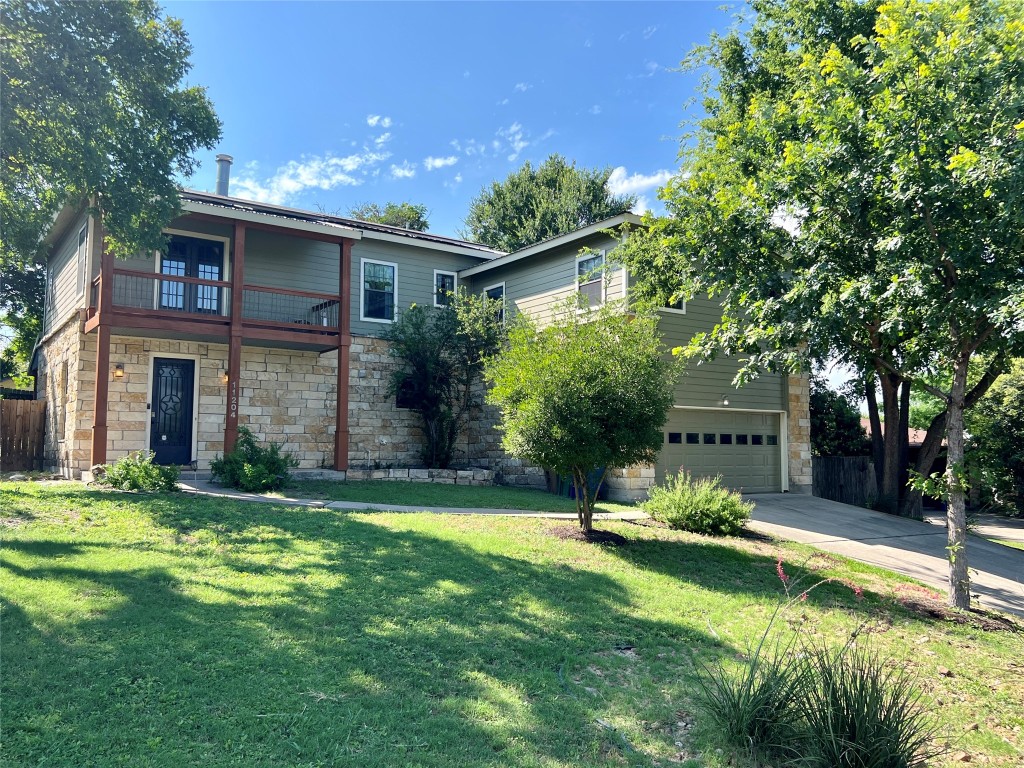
[655,409,783,493]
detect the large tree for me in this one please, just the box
[463,154,635,252]
[485,301,676,533]
[624,0,1024,608]
[348,201,430,231]
[1,0,220,366]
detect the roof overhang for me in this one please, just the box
[182,199,362,241]
[457,212,644,278]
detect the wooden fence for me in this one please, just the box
[812,456,877,507]
[0,399,46,472]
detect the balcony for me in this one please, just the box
[86,269,343,350]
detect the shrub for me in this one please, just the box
[644,471,752,535]
[101,451,179,492]
[210,426,298,492]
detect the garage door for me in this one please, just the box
[656,410,783,493]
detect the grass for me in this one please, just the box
[2,481,1023,767]
[989,537,1024,551]
[286,478,637,514]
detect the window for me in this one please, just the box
[703,433,716,444]
[76,225,88,298]
[720,433,733,445]
[396,379,418,409]
[667,432,682,444]
[361,259,397,322]
[57,360,68,440]
[159,234,224,314]
[752,434,764,446]
[484,282,505,323]
[663,297,686,313]
[434,270,457,307]
[767,434,778,446]
[577,250,605,307]
[685,433,700,444]
[736,434,749,445]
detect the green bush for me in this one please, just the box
[210,426,298,492]
[101,451,180,492]
[643,471,752,535]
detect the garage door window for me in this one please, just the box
[736,434,748,445]
[767,435,778,446]
[686,433,699,444]
[703,433,716,444]
[752,435,764,445]
[667,432,682,444]
[720,433,733,445]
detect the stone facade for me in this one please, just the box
[604,465,657,502]
[35,314,91,477]
[786,373,813,492]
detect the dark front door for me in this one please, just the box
[150,358,195,465]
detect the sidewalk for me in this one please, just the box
[176,478,648,520]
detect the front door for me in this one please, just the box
[150,358,195,465]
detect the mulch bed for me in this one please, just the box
[894,592,1022,632]
[549,524,629,546]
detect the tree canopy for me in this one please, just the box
[348,201,430,231]
[1,0,220,365]
[463,154,635,252]
[622,0,1024,608]
[484,301,676,532]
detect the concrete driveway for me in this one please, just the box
[746,494,1024,618]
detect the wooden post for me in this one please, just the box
[224,222,245,454]
[90,241,114,467]
[334,238,353,471]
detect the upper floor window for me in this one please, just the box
[361,258,397,322]
[484,282,505,323]
[159,235,224,314]
[75,225,88,298]
[577,250,605,308]
[434,270,457,307]
[663,297,687,314]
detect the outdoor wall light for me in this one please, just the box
[113,363,125,379]
[721,394,730,407]
[222,370,229,384]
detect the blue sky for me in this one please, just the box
[166,1,741,238]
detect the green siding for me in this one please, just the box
[244,229,341,295]
[350,240,482,337]
[44,212,90,334]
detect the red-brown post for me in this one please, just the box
[334,238,353,471]
[224,222,246,453]
[90,238,114,467]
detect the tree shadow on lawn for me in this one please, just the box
[1,499,732,768]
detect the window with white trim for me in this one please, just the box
[663,297,687,313]
[484,282,505,323]
[577,250,605,308]
[434,270,457,307]
[75,225,88,298]
[361,259,397,322]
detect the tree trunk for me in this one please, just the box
[897,379,911,509]
[574,468,593,533]
[866,377,884,491]
[877,373,903,514]
[900,411,947,519]
[946,358,971,610]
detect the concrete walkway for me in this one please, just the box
[747,494,1024,618]
[176,479,648,520]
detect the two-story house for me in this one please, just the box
[30,159,811,499]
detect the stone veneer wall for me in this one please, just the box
[786,373,813,492]
[35,315,90,477]
[604,465,656,502]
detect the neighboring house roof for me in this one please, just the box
[860,418,940,447]
[457,212,643,278]
[181,190,506,260]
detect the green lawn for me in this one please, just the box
[2,482,1022,767]
[989,537,1024,551]
[286,479,637,514]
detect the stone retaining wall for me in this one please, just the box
[344,467,495,486]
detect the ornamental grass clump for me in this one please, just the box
[643,470,752,535]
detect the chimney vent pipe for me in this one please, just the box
[215,154,233,196]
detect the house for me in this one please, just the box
[30,156,811,500]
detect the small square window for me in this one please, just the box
[767,435,778,446]
[752,434,764,446]
[396,379,417,409]
[736,434,749,445]
[720,433,733,445]
[668,432,682,444]
[685,433,699,444]
[703,433,716,444]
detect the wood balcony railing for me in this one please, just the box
[86,269,343,346]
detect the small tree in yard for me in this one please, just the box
[382,292,505,469]
[485,301,676,533]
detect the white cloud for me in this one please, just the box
[232,151,391,205]
[374,132,391,147]
[424,155,458,171]
[589,104,602,115]
[643,61,659,77]
[607,166,673,197]
[514,82,531,92]
[584,38,592,48]
[633,196,650,215]
[497,97,509,106]
[444,172,463,190]
[497,122,529,162]
[643,25,657,39]
[389,161,416,179]
[366,114,393,128]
